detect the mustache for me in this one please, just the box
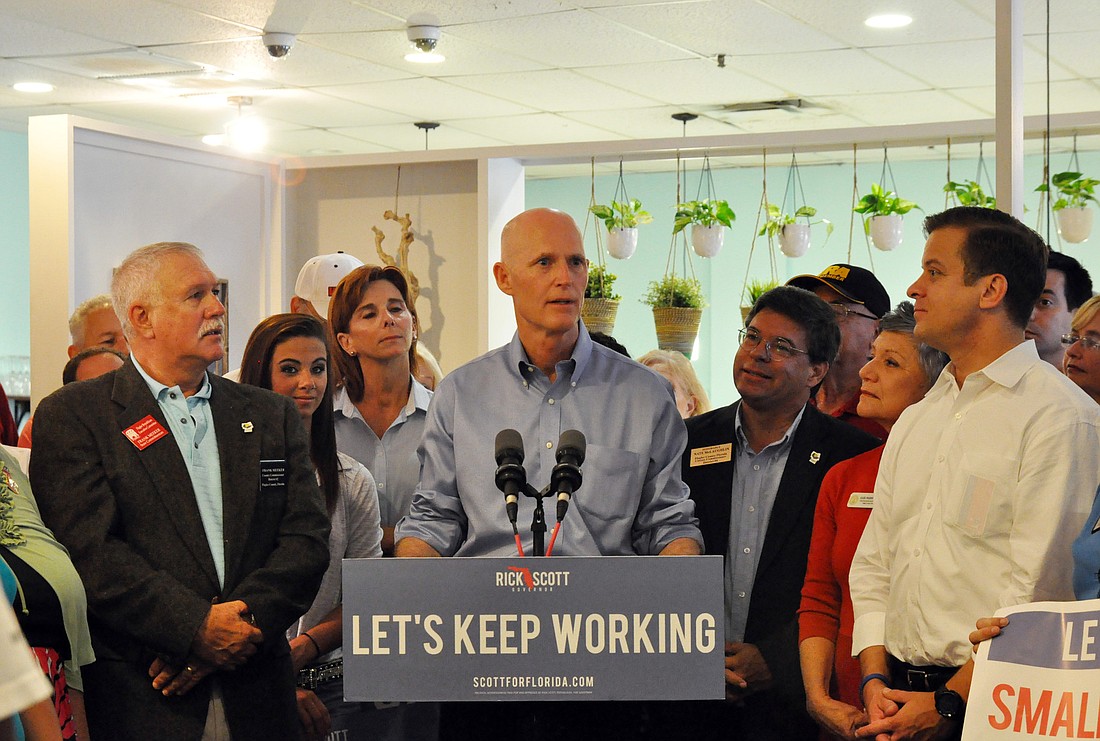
[200,319,225,337]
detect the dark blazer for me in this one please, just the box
[682,401,879,740]
[30,360,330,741]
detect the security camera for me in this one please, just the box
[406,23,440,53]
[262,31,296,59]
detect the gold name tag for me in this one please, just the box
[689,443,733,467]
[847,492,875,509]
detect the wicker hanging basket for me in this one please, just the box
[581,298,620,335]
[653,306,702,355]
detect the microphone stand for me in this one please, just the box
[522,483,550,557]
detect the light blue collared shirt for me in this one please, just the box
[724,404,805,641]
[334,377,432,528]
[132,355,225,587]
[396,323,701,557]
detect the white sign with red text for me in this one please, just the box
[964,599,1100,739]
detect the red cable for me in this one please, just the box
[545,521,562,556]
[513,531,525,558]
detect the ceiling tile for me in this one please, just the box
[867,38,1075,89]
[2,0,252,46]
[731,49,931,96]
[446,113,627,145]
[331,121,511,150]
[253,90,411,128]
[444,8,693,68]
[563,106,740,139]
[312,77,538,120]
[579,58,788,108]
[445,69,663,113]
[590,0,846,57]
[826,89,989,125]
[764,0,995,44]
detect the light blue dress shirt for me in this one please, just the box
[724,405,804,641]
[395,323,701,557]
[333,377,432,529]
[132,356,225,587]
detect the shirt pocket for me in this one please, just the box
[945,452,1016,538]
[573,444,645,523]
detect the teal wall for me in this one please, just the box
[0,130,29,356]
[527,149,1100,408]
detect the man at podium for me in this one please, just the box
[394,207,701,559]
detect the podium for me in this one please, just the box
[343,555,724,702]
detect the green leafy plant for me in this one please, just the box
[673,199,735,234]
[641,275,707,309]
[1035,171,1100,211]
[585,264,621,300]
[853,183,921,235]
[589,198,653,230]
[944,180,997,209]
[758,203,834,241]
[744,278,779,306]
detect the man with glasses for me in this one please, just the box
[669,286,879,741]
[850,207,1100,741]
[787,264,891,439]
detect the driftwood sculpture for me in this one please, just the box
[372,209,420,305]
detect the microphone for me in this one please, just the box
[494,429,526,524]
[551,429,585,522]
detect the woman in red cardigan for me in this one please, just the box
[797,301,948,740]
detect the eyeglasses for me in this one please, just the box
[738,328,809,360]
[1061,334,1100,351]
[828,302,878,321]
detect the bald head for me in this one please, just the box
[500,208,584,267]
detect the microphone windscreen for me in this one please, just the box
[557,429,586,464]
[495,428,525,465]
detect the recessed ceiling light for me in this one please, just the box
[13,82,54,93]
[404,50,445,64]
[865,14,912,29]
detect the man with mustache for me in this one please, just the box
[667,286,878,741]
[30,241,330,741]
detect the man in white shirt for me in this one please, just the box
[849,207,1100,740]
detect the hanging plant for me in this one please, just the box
[650,153,708,354]
[589,199,652,230]
[944,180,997,209]
[590,161,651,259]
[673,154,735,257]
[586,264,621,301]
[741,278,779,323]
[854,182,920,252]
[759,204,833,258]
[580,158,622,334]
[641,274,706,309]
[1037,171,1099,245]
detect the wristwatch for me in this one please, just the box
[934,686,965,721]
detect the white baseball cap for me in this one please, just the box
[294,252,364,320]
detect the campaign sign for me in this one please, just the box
[342,555,724,702]
[964,598,1100,739]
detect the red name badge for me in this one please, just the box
[122,415,169,450]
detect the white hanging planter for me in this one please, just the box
[869,213,904,251]
[690,224,725,257]
[1056,207,1094,244]
[606,227,638,259]
[779,223,811,258]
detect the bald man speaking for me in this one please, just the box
[395,208,701,558]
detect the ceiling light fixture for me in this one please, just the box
[13,82,54,93]
[864,14,912,29]
[405,12,444,64]
[203,95,268,153]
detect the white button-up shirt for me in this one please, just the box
[851,341,1100,667]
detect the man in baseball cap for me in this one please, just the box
[786,264,891,438]
[223,252,364,381]
[292,251,365,322]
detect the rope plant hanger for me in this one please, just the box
[580,157,622,335]
[646,151,706,355]
[945,139,997,209]
[740,148,780,315]
[847,144,875,270]
[1038,132,1098,246]
[854,144,917,252]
